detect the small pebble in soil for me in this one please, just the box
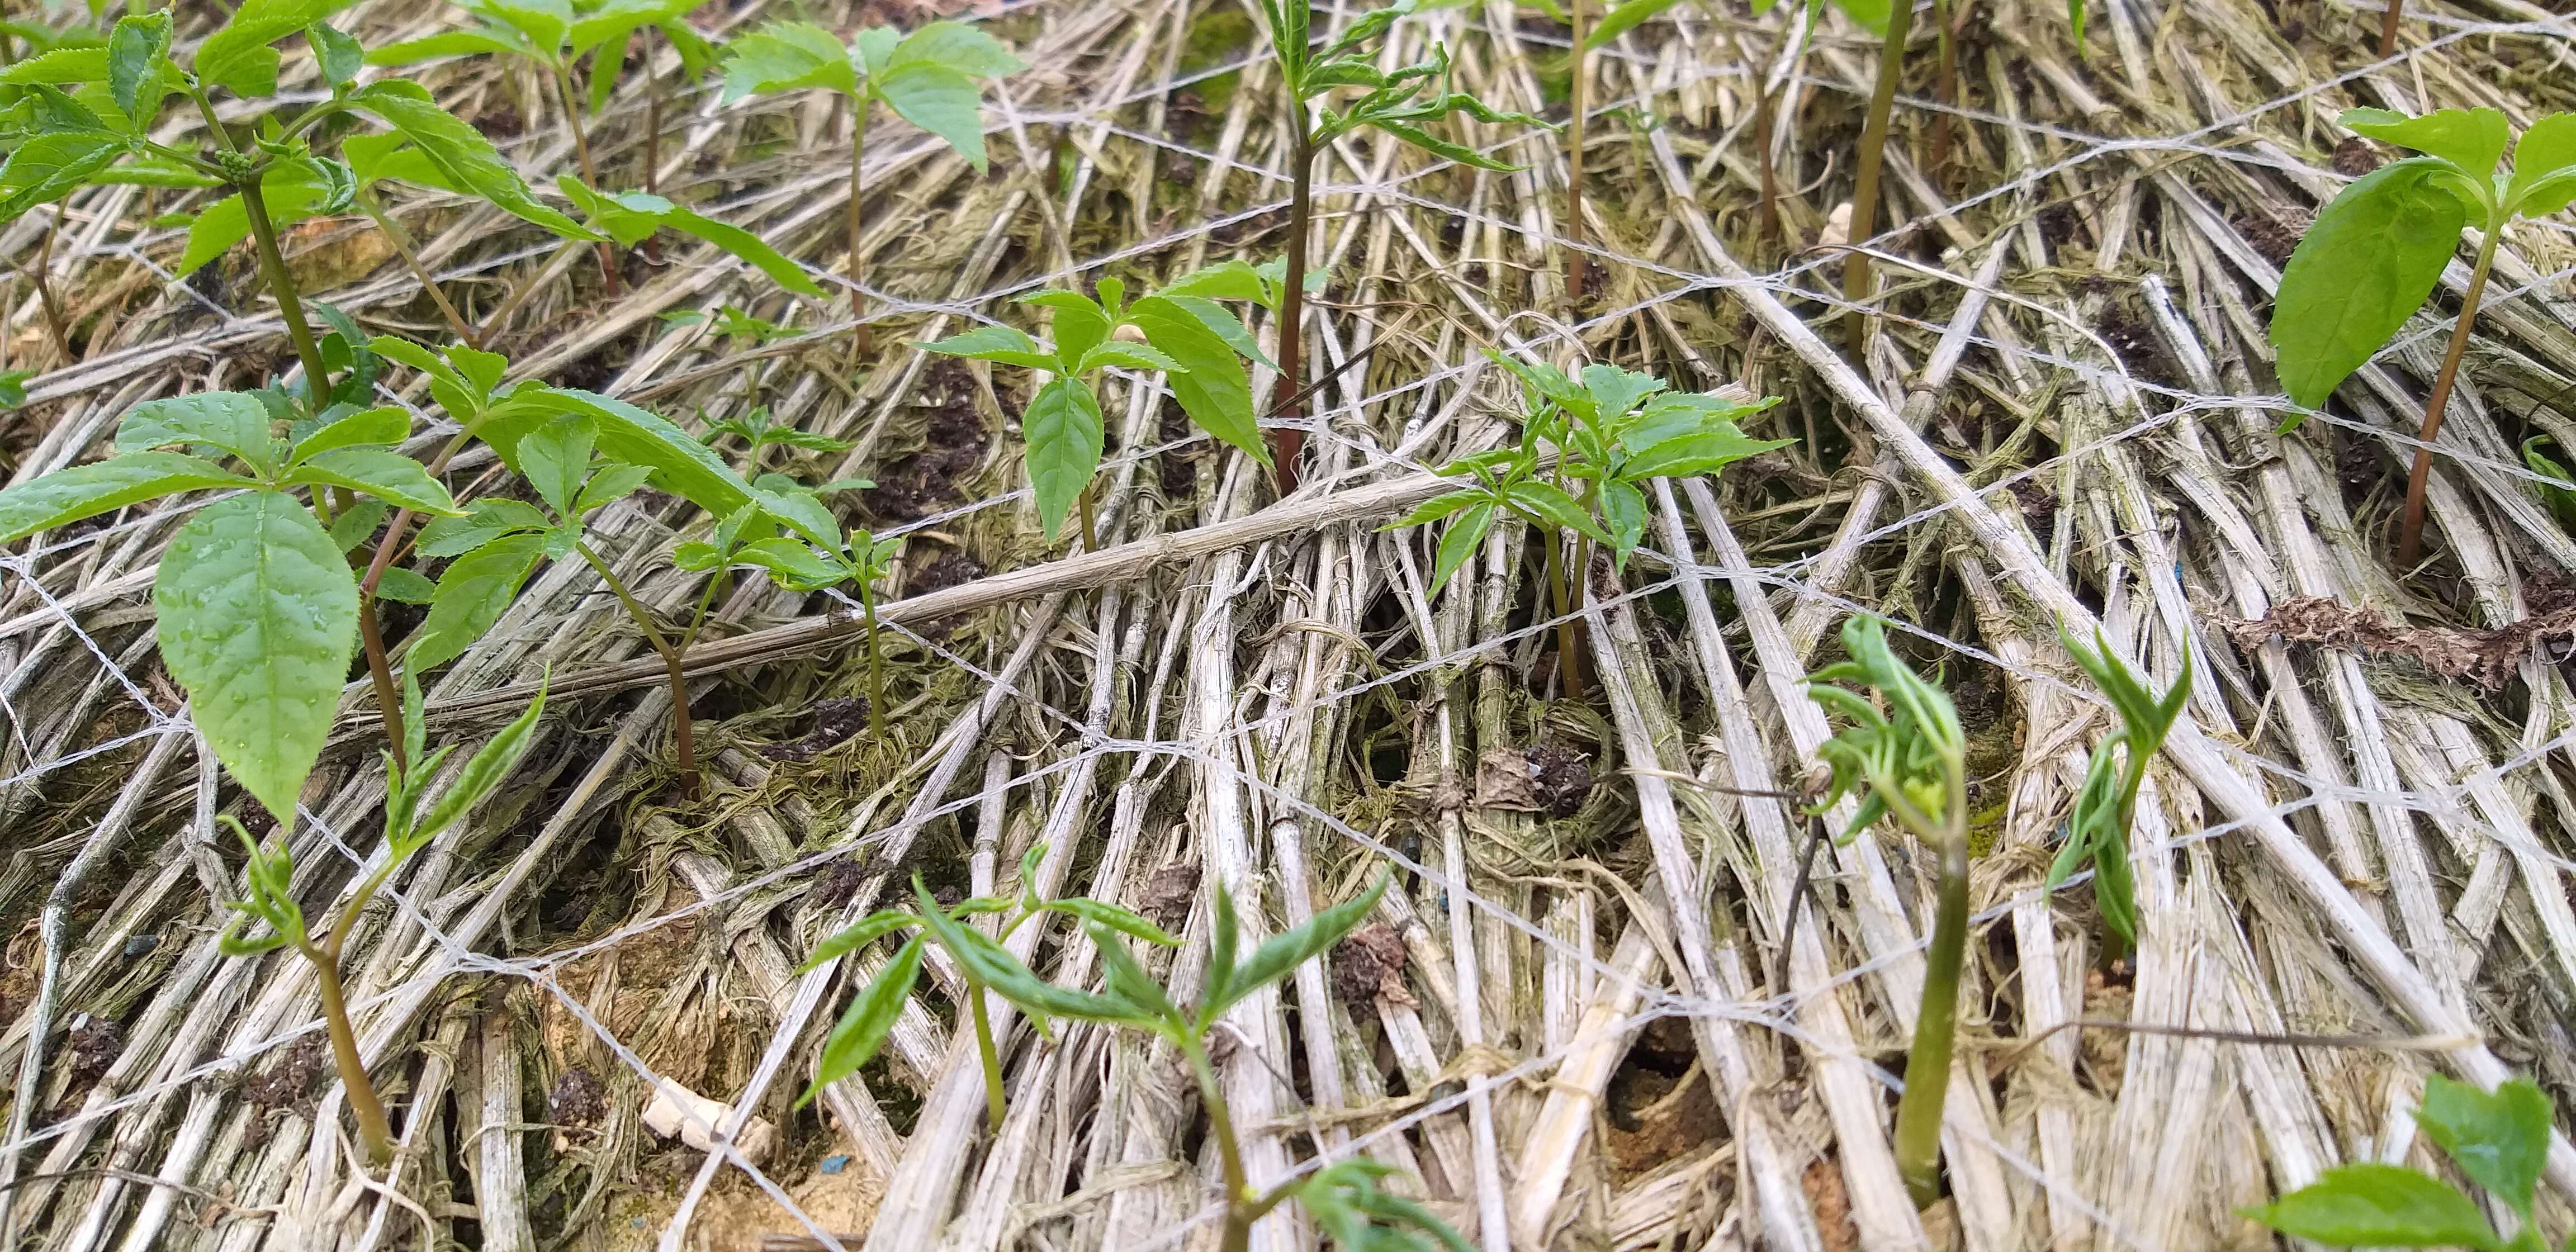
[124,933,159,958]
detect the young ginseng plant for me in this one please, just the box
[720,20,1022,319]
[697,403,859,472]
[2268,107,2576,567]
[1252,0,1553,494]
[2042,629,2190,959]
[802,867,1465,1251]
[0,392,463,825]
[921,271,1272,549]
[675,477,899,739]
[1805,615,1968,1208]
[798,843,1180,1129]
[1550,0,1682,296]
[221,678,546,1169]
[1388,357,1786,698]
[2248,1074,2563,1251]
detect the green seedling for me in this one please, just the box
[803,867,1462,1250]
[920,266,1276,548]
[2268,107,2576,566]
[0,390,469,823]
[666,304,801,351]
[2247,1074,2562,1251]
[1251,0,1552,494]
[698,402,857,465]
[220,679,546,1168]
[1806,615,1966,1208]
[1536,0,1682,295]
[1388,357,1784,698]
[677,473,898,738]
[799,842,1180,1128]
[720,20,1022,322]
[564,0,718,197]
[369,0,694,286]
[555,173,825,298]
[2043,629,2190,959]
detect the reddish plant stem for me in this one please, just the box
[1268,126,1316,497]
[2379,0,2404,58]
[553,65,621,295]
[1840,0,1916,347]
[2396,227,2502,568]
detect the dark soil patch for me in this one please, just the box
[549,1066,608,1128]
[2232,209,2302,266]
[906,550,988,640]
[2334,136,2383,177]
[760,697,872,762]
[1525,741,1594,818]
[862,359,989,523]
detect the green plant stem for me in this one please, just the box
[1268,126,1316,498]
[1929,0,1960,174]
[1077,480,1099,553]
[576,542,699,792]
[860,577,887,741]
[1890,757,1968,1208]
[356,190,478,347]
[846,92,870,317]
[304,853,408,1169]
[1840,0,1915,347]
[969,985,1005,1132]
[643,26,664,198]
[1178,1031,1254,1252]
[1543,525,1587,701]
[238,178,333,402]
[2395,224,2502,568]
[31,208,72,364]
[1565,0,1590,301]
[552,64,621,296]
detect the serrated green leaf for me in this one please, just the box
[574,462,655,516]
[918,324,1055,371]
[802,933,925,1105]
[2416,1075,2551,1216]
[2269,158,2468,411]
[375,566,436,603]
[1428,499,1493,598]
[116,391,277,467]
[1128,297,1266,465]
[1380,488,1487,532]
[409,530,545,672]
[1208,871,1390,1022]
[0,46,109,84]
[347,82,593,239]
[307,21,363,87]
[876,61,987,170]
[889,21,1023,77]
[518,413,596,516]
[288,448,462,515]
[0,132,122,225]
[416,499,550,557]
[1598,478,1646,566]
[2342,106,2511,178]
[733,537,849,590]
[1160,259,1267,304]
[290,405,409,462]
[2243,1162,2498,1249]
[410,680,546,847]
[485,387,752,518]
[197,0,357,95]
[719,21,856,100]
[1503,480,1613,546]
[1023,377,1104,542]
[1625,426,1793,480]
[157,492,356,825]
[330,495,390,552]
[2508,113,2576,215]
[0,452,249,540]
[106,12,171,123]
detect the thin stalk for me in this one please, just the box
[1077,481,1100,553]
[1565,0,1591,300]
[306,853,407,1169]
[1268,127,1316,497]
[1178,1031,1253,1252]
[239,178,333,400]
[969,987,1005,1132]
[356,189,477,347]
[31,210,72,364]
[477,239,586,343]
[1889,757,1968,1207]
[2379,0,2404,58]
[552,64,620,295]
[1929,0,1961,174]
[1542,528,1586,701]
[356,430,483,766]
[2396,225,2502,568]
[643,25,664,198]
[1840,0,1916,347]
[860,578,887,740]
[846,92,870,313]
[577,542,698,791]
[1751,49,1781,243]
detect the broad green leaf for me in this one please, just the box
[416,499,550,556]
[876,62,987,171]
[484,0,574,57]
[1073,340,1184,375]
[106,12,171,123]
[567,0,696,58]
[2415,1076,2550,1216]
[888,21,1022,77]
[487,388,753,518]
[409,530,546,671]
[178,168,330,278]
[1580,363,1664,421]
[851,26,901,75]
[518,414,596,515]
[1024,377,1104,541]
[803,933,926,1105]
[574,463,655,516]
[1586,0,1682,48]
[0,47,109,84]
[330,496,391,551]
[585,29,629,113]
[1503,480,1614,546]
[748,480,842,549]
[348,82,594,239]
[1157,293,1271,368]
[2343,106,2511,178]
[2243,1163,2499,1249]
[1022,290,1110,364]
[1829,0,1891,35]
[918,886,1156,1028]
[290,405,409,462]
[1626,426,1794,480]
[1381,489,1486,532]
[919,325,1055,371]
[307,21,363,88]
[1160,259,1267,304]
[719,22,856,101]
[375,566,436,603]
[1429,500,1493,597]
[288,448,463,515]
[1598,478,1647,565]
[0,133,121,225]
[411,680,547,846]
[1044,897,1182,945]
[116,391,278,467]
[799,909,921,973]
[157,492,356,824]
[89,157,220,190]
[196,0,358,96]
[0,453,249,540]
[733,537,849,590]
[2508,113,2576,216]
[656,202,826,296]
[1208,871,1391,1022]
[1129,297,1267,465]
[2269,159,2468,411]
